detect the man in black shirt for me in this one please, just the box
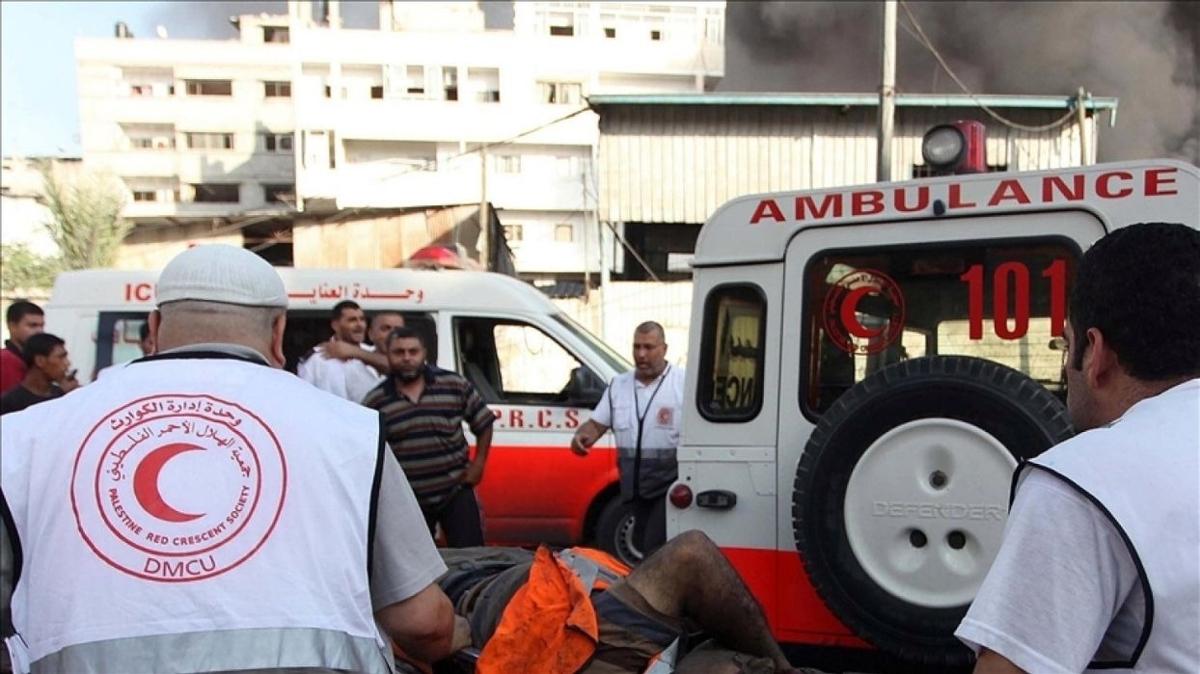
[0,332,71,415]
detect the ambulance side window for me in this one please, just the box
[697,285,767,421]
[802,237,1080,415]
[282,310,436,374]
[454,317,603,407]
[95,312,150,376]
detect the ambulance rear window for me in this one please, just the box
[802,238,1079,415]
[698,284,766,421]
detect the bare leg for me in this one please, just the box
[623,530,793,672]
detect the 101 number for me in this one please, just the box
[960,259,1067,340]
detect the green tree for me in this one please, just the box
[37,161,132,270]
[0,243,60,295]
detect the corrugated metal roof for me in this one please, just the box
[589,92,1119,123]
[597,104,1101,225]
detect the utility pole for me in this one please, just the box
[878,0,897,182]
[479,144,488,269]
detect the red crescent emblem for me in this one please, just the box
[839,286,884,339]
[133,443,206,523]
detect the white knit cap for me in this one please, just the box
[156,244,288,308]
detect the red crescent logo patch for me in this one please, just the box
[71,394,287,583]
[822,269,906,355]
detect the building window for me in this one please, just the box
[129,84,153,96]
[370,85,384,99]
[494,155,521,174]
[185,132,235,151]
[442,66,458,101]
[555,224,574,242]
[650,29,663,41]
[263,183,294,204]
[503,224,523,242]
[406,65,425,95]
[132,190,157,202]
[549,25,574,36]
[263,81,291,97]
[262,133,293,152]
[604,27,616,38]
[184,79,232,96]
[130,138,154,150]
[324,85,332,98]
[469,67,500,103]
[263,26,289,43]
[191,183,239,203]
[555,156,580,177]
[539,81,583,105]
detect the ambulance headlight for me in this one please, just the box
[922,125,965,169]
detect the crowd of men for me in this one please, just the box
[1,221,1197,674]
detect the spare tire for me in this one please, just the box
[792,355,1072,667]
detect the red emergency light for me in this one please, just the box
[921,120,987,175]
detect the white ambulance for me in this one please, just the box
[45,267,641,558]
[670,159,1199,668]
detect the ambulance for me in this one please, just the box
[45,267,642,560]
[670,157,1199,668]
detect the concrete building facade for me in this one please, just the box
[74,0,726,273]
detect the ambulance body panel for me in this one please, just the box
[46,267,633,553]
[676,160,1199,666]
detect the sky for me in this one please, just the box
[2,1,1196,162]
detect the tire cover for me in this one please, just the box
[792,355,1073,667]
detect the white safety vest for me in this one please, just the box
[1,349,391,673]
[1022,378,1200,672]
[595,366,686,500]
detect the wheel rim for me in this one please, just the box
[843,418,1015,608]
[616,511,644,564]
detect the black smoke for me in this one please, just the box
[722,1,1199,162]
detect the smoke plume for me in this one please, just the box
[722,1,1199,162]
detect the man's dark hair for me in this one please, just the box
[6,300,43,326]
[139,321,151,342]
[385,326,424,350]
[1068,222,1200,380]
[22,332,64,368]
[635,320,666,340]
[331,300,361,321]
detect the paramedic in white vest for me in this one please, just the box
[957,222,1200,673]
[571,321,685,556]
[0,244,468,673]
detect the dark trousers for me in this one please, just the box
[423,486,485,547]
[631,495,667,557]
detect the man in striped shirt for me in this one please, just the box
[364,326,494,547]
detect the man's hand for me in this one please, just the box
[570,420,604,456]
[58,370,80,393]
[462,460,485,486]
[321,338,357,361]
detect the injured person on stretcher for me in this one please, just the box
[400,530,816,674]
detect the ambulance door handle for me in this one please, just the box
[695,490,737,510]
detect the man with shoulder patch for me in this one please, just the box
[957,222,1200,673]
[571,321,686,557]
[0,244,465,673]
[363,326,494,547]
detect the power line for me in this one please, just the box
[378,105,594,182]
[898,1,1078,133]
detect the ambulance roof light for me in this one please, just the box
[921,120,988,175]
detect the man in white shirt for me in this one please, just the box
[956,222,1200,673]
[571,321,685,557]
[298,301,385,402]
